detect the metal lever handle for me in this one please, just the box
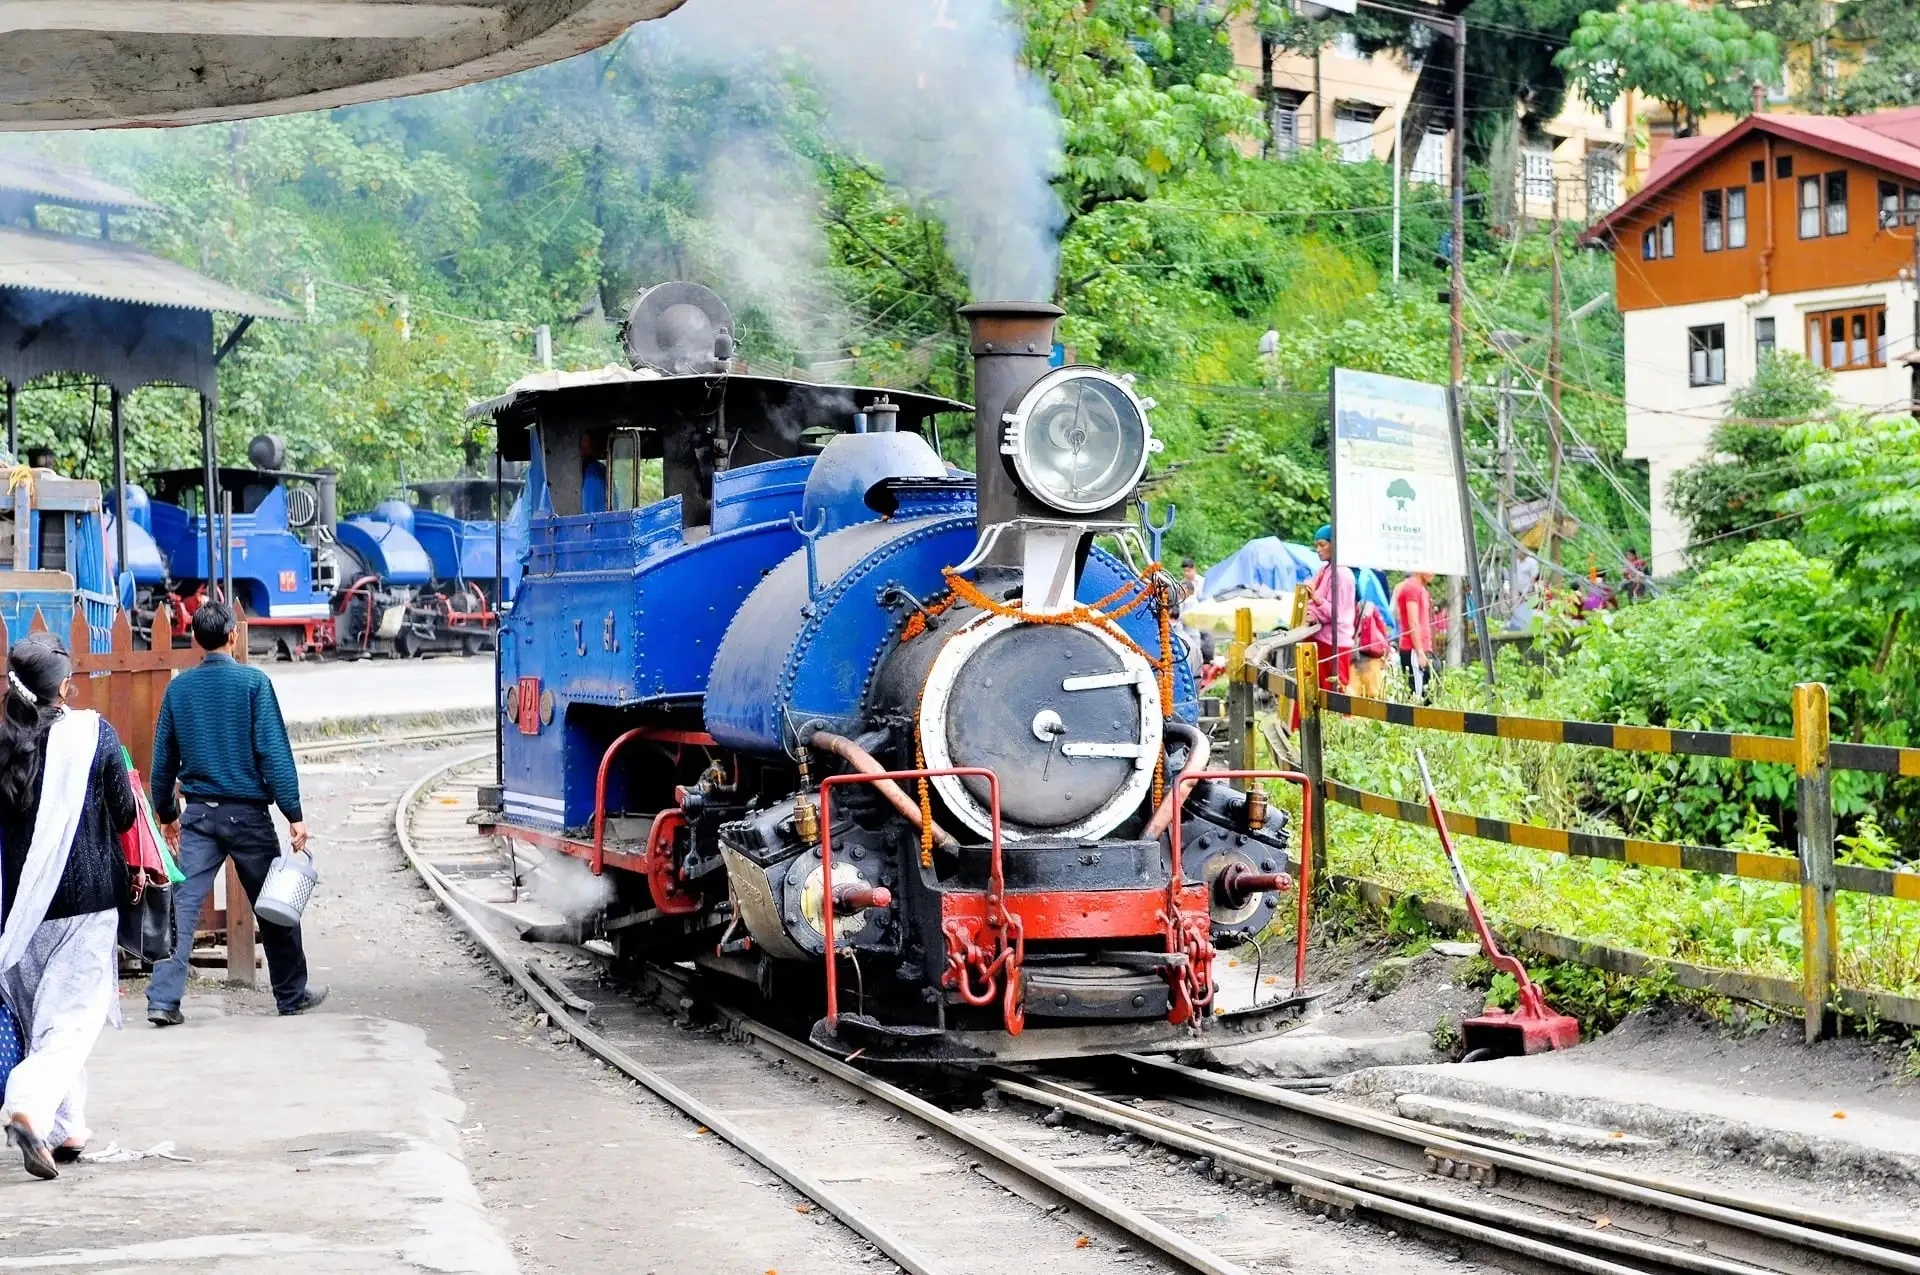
[1136,498,1176,563]
[789,509,828,605]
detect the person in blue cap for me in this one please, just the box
[1306,524,1355,692]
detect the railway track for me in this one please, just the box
[994,1061,1918,1275]
[394,751,1916,1275]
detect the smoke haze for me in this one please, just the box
[643,0,1064,303]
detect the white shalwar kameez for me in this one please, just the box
[0,709,118,1152]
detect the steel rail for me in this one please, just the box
[392,752,950,1275]
[993,1075,1743,1275]
[726,1018,1253,1275]
[1126,1055,1920,1273]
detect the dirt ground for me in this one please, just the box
[276,744,883,1274]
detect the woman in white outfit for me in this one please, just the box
[0,631,137,1179]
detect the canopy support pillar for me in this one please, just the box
[110,387,128,599]
[199,393,220,603]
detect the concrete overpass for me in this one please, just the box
[2,0,688,130]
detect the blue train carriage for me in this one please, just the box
[0,463,118,651]
[145,446,339,657]
[470,283,1308,1063]
[388,475,528,655]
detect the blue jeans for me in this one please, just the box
[146,803,309,1014]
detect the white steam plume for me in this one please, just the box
[648,0,1064,302]
[528,849,615,922]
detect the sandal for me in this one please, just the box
[7,1116,57,1181]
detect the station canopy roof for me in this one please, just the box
[0,159,290,398]
[0,154,162,216]
[0,226,293,319]
[1,1,689,131]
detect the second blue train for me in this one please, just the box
[113,433,526,657]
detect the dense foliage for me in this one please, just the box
[1556,2,1781,135]
[1666,353,1832,568]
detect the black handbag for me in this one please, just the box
[118,878,176,964]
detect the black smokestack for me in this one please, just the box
[960,301,1062,566]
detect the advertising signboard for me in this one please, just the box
[1330,367,1468,574]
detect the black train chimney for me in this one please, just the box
[958,301,1063,566]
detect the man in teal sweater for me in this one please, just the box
[146,601,326,1024]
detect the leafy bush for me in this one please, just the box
[1543,539,1885,844]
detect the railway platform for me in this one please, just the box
[264,655,494,738]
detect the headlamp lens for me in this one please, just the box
[1011,374,1148,513]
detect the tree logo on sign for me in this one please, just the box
[1386,478,1416,511]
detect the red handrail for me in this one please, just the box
[817,766,1004,1031]
[589,727,707,914]
[1170,769,1315,991]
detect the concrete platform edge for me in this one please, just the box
[1337,1066,1920,1187]
[288,708,492,744]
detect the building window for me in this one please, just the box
[1727,187,1747,248]
[1587,148,1622,215]
[1806,304,1887,371]
[1751,159,1766,184]
[1826,171,1850,235]
[1800,176,1822,238]
[1883,182,1920,227]
[1689,325,1727,386]
[1333,105,1379,163]
[1642,214,1675,260]
[1756,316,1776,361]
[1522,143,1554,203]
[1329,31,1362,59]
[1776,154,1794,179]
[1411,131,1448,185]
[1703,189,1724,251]
[1269,91,1305,156]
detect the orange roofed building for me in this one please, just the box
[1583,108,1920,576]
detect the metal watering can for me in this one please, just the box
[255,850,318,928]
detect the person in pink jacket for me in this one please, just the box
[1306,524,1354,691]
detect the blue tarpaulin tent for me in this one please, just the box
[1197,537,1396,637]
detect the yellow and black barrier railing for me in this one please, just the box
[1214,616,1901,1042]
[1323,779,1920,903]
[1256,668,1800,764]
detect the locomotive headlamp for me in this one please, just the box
[1000,367,1160,515]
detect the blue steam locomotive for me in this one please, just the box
[119,434,524,657]
[473,284,1305,1061]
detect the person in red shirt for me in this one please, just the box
[1392,571,1436,701]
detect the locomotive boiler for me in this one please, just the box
[474,283,1308,1060]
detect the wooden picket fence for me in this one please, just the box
[0,602,258,981]
[1214,609,1920,1041]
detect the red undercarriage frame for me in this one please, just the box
[480,738,1319,1040]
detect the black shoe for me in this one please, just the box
[9,1120,56,1181]
[51,1145,84,1165]
[279,984,329,1016]
[148,1007,185,1027]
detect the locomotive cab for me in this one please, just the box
[475,283,1310,1062]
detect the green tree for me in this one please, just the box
[1667,353,1833,567]
[1555,1,1781,136]
[1781,413,1920,670]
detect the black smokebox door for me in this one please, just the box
[942,624,1137,831]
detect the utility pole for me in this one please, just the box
[1547,176,1566,569]
[1497,362,1515,582]
[1261,29,1276,160]
[1391,106,1403,285]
